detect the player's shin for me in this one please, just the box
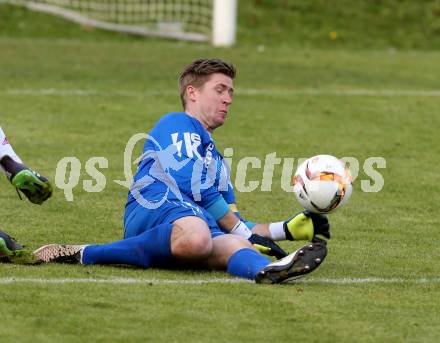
[226,248,270,280]
[82,223,173,268]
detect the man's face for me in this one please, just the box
[187,73,234,132]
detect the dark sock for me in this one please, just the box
[0,155,25,179]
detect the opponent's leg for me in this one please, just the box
[0,229,23,262]
[0,127,23,165]
[0,127,52,204]
[0,229,40,264]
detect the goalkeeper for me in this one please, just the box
[1,59,329,284]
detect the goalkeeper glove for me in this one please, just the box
[283,210,330,241]
[248,234,288,259]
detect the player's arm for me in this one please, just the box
[218,179,330,241]
[205,196,288,259]
[216,179,329,244]
[215,179,288,257]
[247,211,331,242]
[218,186,330,242]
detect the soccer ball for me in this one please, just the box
[293,155,353,214]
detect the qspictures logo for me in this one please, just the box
[54,133,386,202]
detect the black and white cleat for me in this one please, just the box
[255,241,327,284]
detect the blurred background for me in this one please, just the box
[1,0,439,49]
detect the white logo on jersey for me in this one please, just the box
[184,132,202,159]
[171,132,202,160]
[171,132,183,157]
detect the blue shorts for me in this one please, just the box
[124,197,224,239]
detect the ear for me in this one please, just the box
[186,85,197,103]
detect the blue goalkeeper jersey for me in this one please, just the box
[125,112,236,219]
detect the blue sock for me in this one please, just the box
[227,248,270,280]
[82,223,173,268]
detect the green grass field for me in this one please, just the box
[1,4,440,343]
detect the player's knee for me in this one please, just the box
[172,223,212,258]
[171,217,213,259]
[186,231,212,258]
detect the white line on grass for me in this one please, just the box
[1,277,439,285]
[3,88,440,97]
